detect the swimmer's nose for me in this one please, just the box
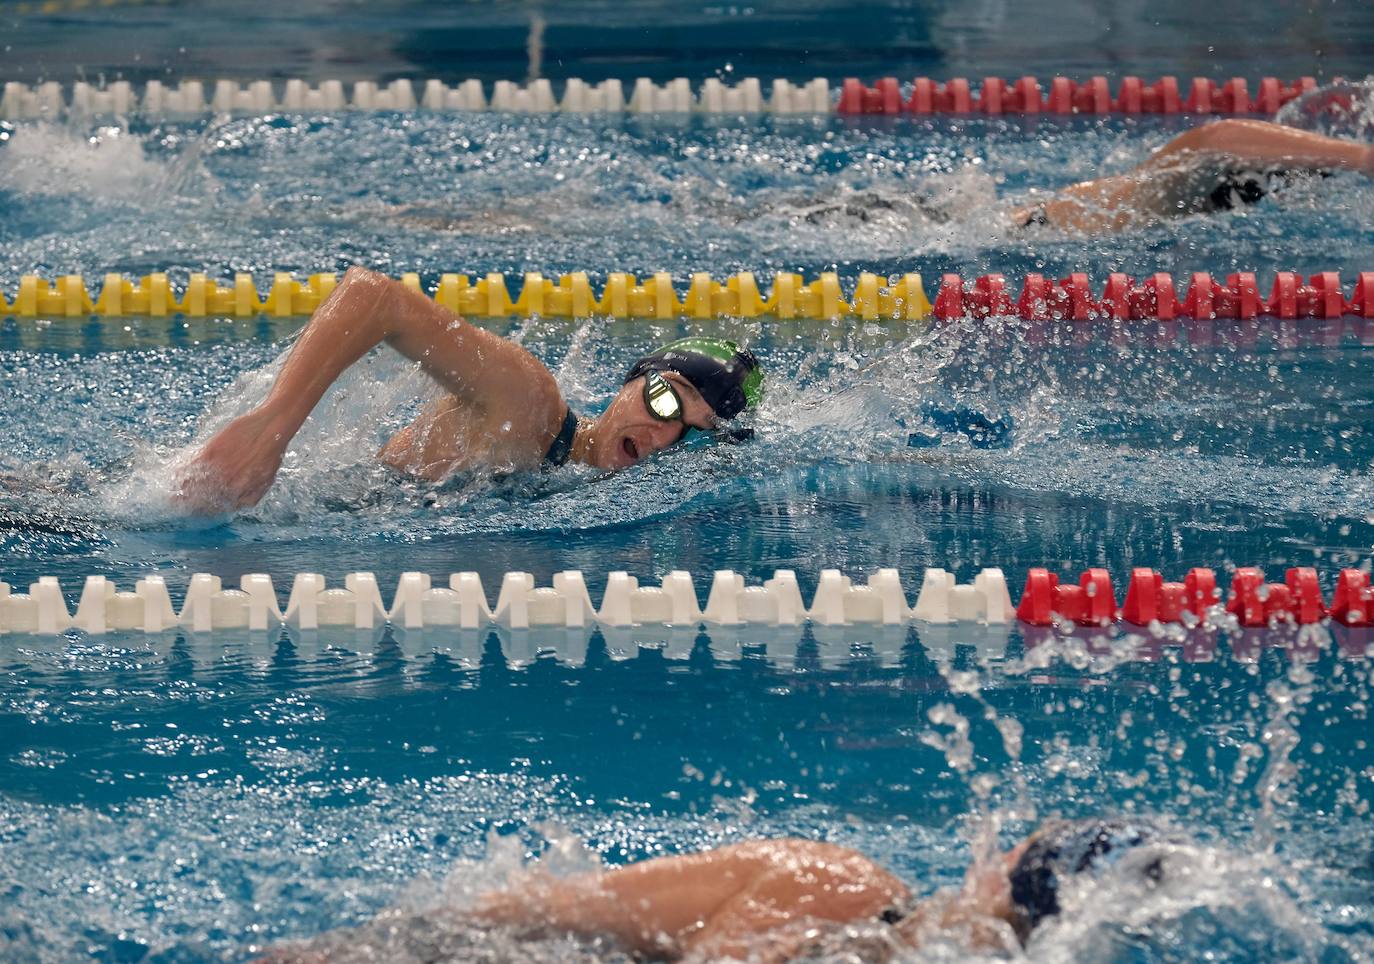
[644,419,687,453]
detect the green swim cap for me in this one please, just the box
[623,337,763,419]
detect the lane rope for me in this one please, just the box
[839,75,1318,115]
[0,565,1369,636]
[0,74,1317,119]
[4,270,1374,322]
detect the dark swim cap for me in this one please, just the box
[1009,819,1165,941]
[623,337,763,421]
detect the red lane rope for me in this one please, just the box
[933,271,1374,321]
[838,75,1318,115]
[1019,566,1372,628]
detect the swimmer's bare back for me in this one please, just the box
[1009,118,1374,232]
[176,267,568,514]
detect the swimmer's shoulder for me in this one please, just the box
[473,341,571,462]
[378,388,566,478]
[722,839,911,896]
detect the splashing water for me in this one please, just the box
[2,106,1374,961]
[1276,77,1374,141]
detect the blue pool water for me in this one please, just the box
[5,0,1374,86]
[2,35,1374,964]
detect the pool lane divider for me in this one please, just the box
[5,270,1374,322]
[0,565,1370,637]
[0,271,928,322]
[838,75,1317,115]
[935,270,1374,321]
[0,74,1317,119]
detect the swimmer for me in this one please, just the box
[175,266,762,513]
[262,819,1170,962]
[1008,118,1374,232]
[733,119,1373,235]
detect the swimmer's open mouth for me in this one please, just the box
[623,437,640,461]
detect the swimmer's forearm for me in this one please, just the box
[257,266,397,436]
[256,265,560,447]
[1159,119,1374,174]
[256,267,475,434]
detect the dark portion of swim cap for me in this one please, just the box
[1009,819,1164,940]
[623,337,762,421]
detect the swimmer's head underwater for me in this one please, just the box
[1006,818,1168,941]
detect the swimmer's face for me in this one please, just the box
[590,372,718,469]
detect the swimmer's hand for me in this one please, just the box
[175,407,291,514]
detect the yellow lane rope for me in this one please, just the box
[0,271,934,321]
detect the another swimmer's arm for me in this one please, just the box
[469,875,689,957]
[680,868,906,962]
[473,841,910,959]
[1145,119,1374,174]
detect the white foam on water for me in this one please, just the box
[0,121,209,204]
[1276,77,1374,140]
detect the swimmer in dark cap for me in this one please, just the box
[737,117,1372,235]
[176,267,762,513]
[262,819,1173,962]
[1009,118,1374,232]
[1004,818,1165,941]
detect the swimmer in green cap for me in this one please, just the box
[177,268,762,513]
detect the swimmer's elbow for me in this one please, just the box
[1160,119,1271,161]
[1170,118,1286,160]
[336,265,426,338]
[341,264,389,289]
[1188,118,1258,150]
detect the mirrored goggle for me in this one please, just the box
[644,369,754,444]
[643,369,684,421]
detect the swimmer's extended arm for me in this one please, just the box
[1022,119,1374,232]
[1142,118,1374,172]
[177,266,565,512]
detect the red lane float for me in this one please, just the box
[1332,570,1374,626]
[1016,568,1118,626]
[1225,567,1326,626]
[1018,566,1367,627]
[1121,568,1219,625]
[838,75,1318,115]
[934,271,1374,321]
